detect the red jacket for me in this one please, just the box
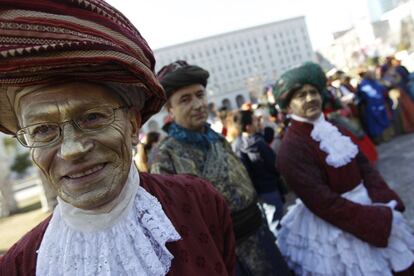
[0,173,236,276]
[278,119,404,248]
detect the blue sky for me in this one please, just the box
[107,0,371,50]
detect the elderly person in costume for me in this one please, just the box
[151,61,291,276]
[0,1,236,275]
[273,62,414,275]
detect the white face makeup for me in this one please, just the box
[17,82,140,210]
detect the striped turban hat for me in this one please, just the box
[273,62,327,109]
[0,0,166,135]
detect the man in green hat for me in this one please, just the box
[152,60,291,276]
[273,62,414,275]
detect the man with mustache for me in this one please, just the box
[273,62,414,275]
[0,1,237,275]
[152,61,291,276]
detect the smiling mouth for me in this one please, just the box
[65,163,106,179]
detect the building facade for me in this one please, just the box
[143,16,314,132]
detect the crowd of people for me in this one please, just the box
[131,55,414,275]
[139,55,414,177]
[134,57,414,275]
[1,1,414,275]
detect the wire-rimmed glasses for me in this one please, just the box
[16,106,127,148]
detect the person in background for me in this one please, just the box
[232,110,286,229]
[224,110,239,143]
[357,70,391,143]
[152,60,291,276]
[263,126,276,145]
[273,62,414,275]
[136,131,161,172]
[324,73,379,165]
[211,106,228,136]
[380,56,394,79]
[382,57,414,134]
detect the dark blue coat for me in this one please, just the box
[357,78,390,137]
[232,133,282,194]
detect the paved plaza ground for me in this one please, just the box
[0,197,49,254]
[376,132,414,228]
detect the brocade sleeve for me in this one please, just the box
[150,145,177,175]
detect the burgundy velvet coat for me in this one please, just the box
[0,173,236,276]
[277,119,405,248]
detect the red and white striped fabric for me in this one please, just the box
[0,0,166,134]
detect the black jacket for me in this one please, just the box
[232,133,283,194]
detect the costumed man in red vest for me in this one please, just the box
[0,1,236,275]
[273,62,414,275]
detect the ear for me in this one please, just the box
[128,107,141,145]
[165,99,173,116]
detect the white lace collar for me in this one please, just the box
[292,114,358,167]
[36,164,181,275]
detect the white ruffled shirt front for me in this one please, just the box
[36,164,181,276]
[291,114,358,168]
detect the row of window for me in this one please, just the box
[154,25,313,92]
[156,22,310,65]
[208,51,313,90]
[195,48,311,81]
[159,36,310,63]
[158,40,311,74]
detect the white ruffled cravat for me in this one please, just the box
[36,164,181,276]
[291,114,358,167]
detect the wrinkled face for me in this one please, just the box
[168,84,208,131]
[288,84,322,121]
[17,82,140,210]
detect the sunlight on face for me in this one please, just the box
[17,82,140,210]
